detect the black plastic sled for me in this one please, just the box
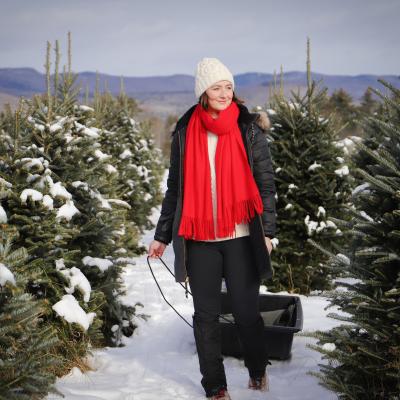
[219,291,304,360]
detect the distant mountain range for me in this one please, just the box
[0,67,399,118]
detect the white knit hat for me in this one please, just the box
[194,57,235,98]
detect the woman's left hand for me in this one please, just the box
[265,237,273,255]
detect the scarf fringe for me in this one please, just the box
[179,197,263,240]
[178,216,215,240]
[217,197,263,238]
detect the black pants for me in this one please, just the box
[186,236,268,398]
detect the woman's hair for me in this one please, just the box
[198,91,245,110]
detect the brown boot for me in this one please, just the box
[248,372,269,392]
[207,387,232,399]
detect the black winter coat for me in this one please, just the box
[154,103,277,283]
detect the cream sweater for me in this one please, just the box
[201,131,250,242]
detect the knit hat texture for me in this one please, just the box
[194,57,235,98]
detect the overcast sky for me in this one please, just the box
[0,0,399,77]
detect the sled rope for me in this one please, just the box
[146,256,236,328]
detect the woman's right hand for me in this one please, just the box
[148,240,167,259]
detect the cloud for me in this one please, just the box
[0,0,399,76]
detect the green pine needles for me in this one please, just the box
[0,228,62,400]
[306,79,400,399]
[0,33,161,397]
[264,78,353,294]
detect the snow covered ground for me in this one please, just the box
[46,175,340,400]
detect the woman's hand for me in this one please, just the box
[265,237,273,255]
[148,240,167,259]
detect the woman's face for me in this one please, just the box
[205,80,233,112]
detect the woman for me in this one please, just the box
[148,57,276,400]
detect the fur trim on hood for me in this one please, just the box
[254,110,271,131]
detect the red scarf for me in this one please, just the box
[178,101,263,240]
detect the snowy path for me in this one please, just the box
[46,176,339,400]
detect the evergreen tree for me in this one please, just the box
[0,95,104,370]
[0,34,158,372]
[323,88,359,138]
[264,40,353,294]
[307,79,400,399]
[358,87,379,116]
[0,228,62,400]
[350,85,392,190]
[94,90,163,240]
[24,45,139,346]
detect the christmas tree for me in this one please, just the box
[0,228,62,399]
[94,88,163,245]
[264,40,353,294]
[358,87,379,117]
[321,88,358,138]
[0,84,104,371]
[22,38,145,346]
[0,34,159,389]
[307,79,400,399]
